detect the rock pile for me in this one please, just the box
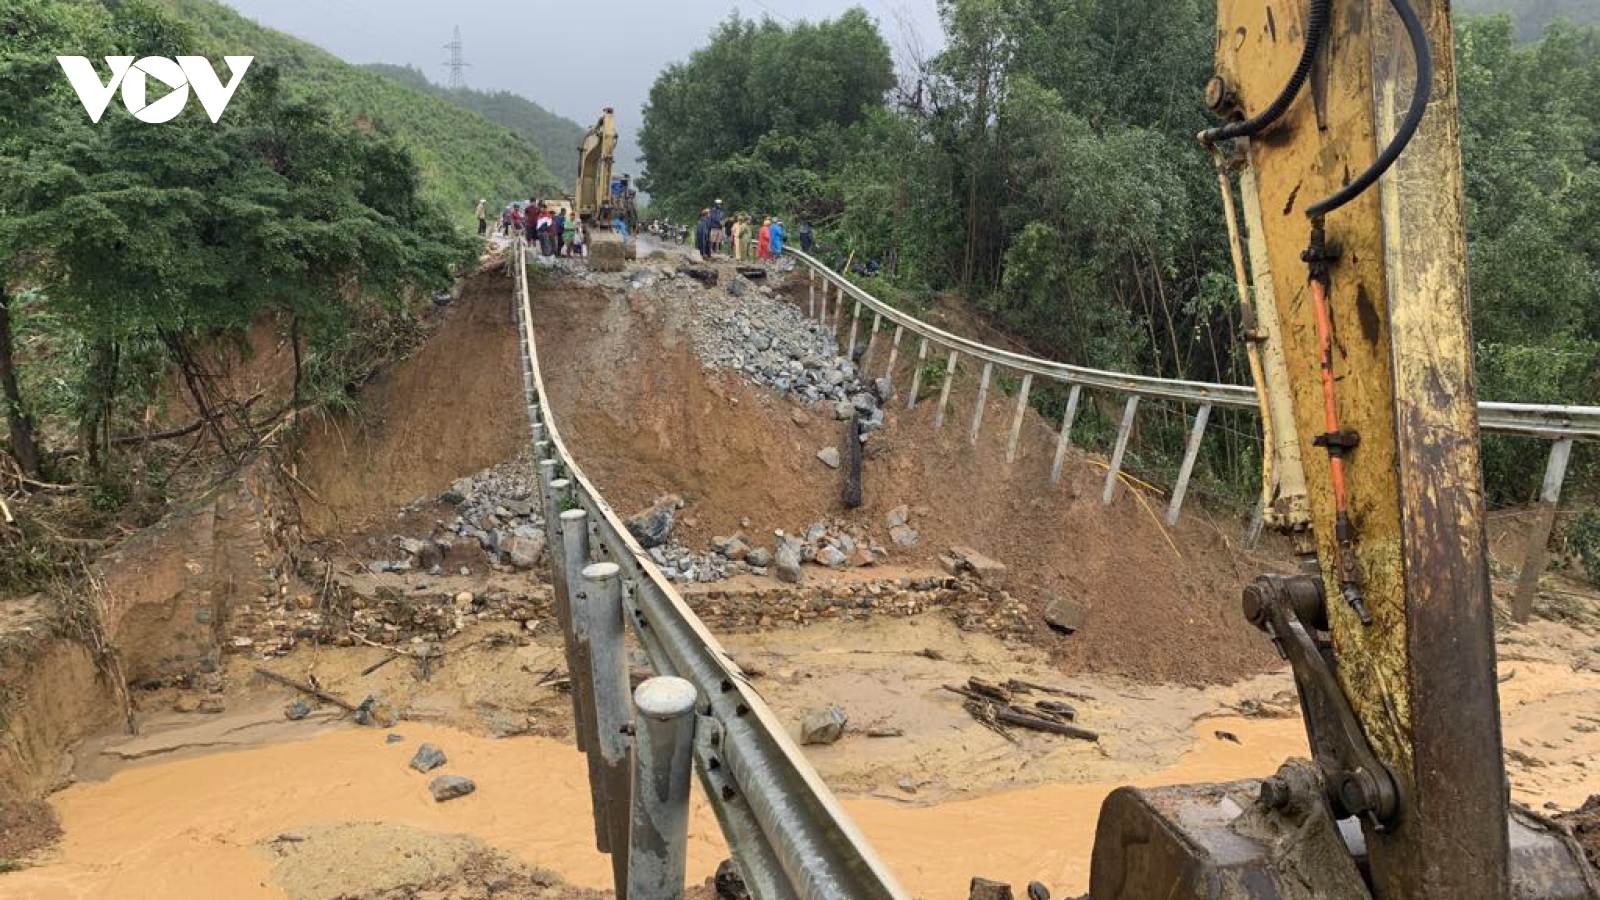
[359,457,548,576]
[689,274,886,432]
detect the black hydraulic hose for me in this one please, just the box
[1200,0,1331,144]
[1306,0,1433,220]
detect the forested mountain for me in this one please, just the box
[157,0,559,219]
[1458,0,1600,40]
[362,64,584,188]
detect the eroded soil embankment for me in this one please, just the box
[291,268,525,538]
[531,268,1280,684]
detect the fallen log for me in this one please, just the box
[994,706,1098,742]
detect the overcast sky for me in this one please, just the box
[221,0,945,176]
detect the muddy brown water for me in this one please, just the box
[0,717,1306,899]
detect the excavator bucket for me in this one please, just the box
[1090,773,1598,900]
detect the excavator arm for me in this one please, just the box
[1088,2,1598,897]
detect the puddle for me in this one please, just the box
[0,717,1308,899]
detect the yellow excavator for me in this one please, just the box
[1086,1,1598,898]
[575,108,637,272]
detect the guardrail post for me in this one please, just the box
[808,268,816,319]
[884,325,904,385]
[1102,395,1140,504]
[1513,438,1575,623]
[1006,373,1033,464]
[560,508,619,860]
[935,351,959,428]
[1166,403,1212,526]
[847,301,862,359]
[558,509,595,751]
[576,561,634,896]
[864,313,882,370]
[969,361,994,446]
[1051,385,1083,484]
[627,677,698,900]
[907,338,928,408]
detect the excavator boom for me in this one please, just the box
[1088,2,1597,897]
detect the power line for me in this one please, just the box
[442,25,470,90]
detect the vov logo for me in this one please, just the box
[57,56,254,124]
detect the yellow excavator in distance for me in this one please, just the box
[575,108,637,273]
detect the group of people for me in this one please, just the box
[692,200,815,262]
[478,198,588,258]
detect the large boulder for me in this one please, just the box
[626,495,682,549]
[775,538,804,584]
[800,705,848,745]
[409,743,447,773]
[428,774,476,802]
[503,534,546,570]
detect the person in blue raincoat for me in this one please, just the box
[769,218,786,257]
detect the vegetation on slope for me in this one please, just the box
[157,0,559,220]
[0,0,475,589]
[362,63,584,188]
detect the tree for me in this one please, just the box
[0,0,471,482]
[639,9,895,217]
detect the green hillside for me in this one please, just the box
[1457,0,1600,39]
[157,0,558,222]
[363,64,584,188]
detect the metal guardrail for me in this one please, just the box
[787,249,1600,441]
[785,247,1599,616]
[511,244,907,900]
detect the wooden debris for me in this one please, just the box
[964,699,1017,744]
[1214,730,1242,745]
[994,706,1099,742]
[1034,700,1078,721]
[360,652,400,676]
[966,677,1013,703]
[947,676,1097,742]
[255,668,360,714]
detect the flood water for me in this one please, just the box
[0,716,1308,899]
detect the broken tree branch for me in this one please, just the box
[254,667,360,713]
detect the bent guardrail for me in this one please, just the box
[785,247,1599,619]
[511,243,907,900]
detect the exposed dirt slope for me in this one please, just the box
[532,270,1280,684]
[293,269,524,536]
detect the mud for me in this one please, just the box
[0,716,1303,900]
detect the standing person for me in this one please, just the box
[572,219,587,258]
[562,212,577,258]
[770,218,786,257]
[475,199,488,236]
[731,214,748,261]
[757,217,772,260]
[694,208,713,259]
[524,199,538,246]
[500,205,513,237]
[536,207,554,256]
[553,208,567,257]
[798,220,814,253]
[709,200,725,257]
